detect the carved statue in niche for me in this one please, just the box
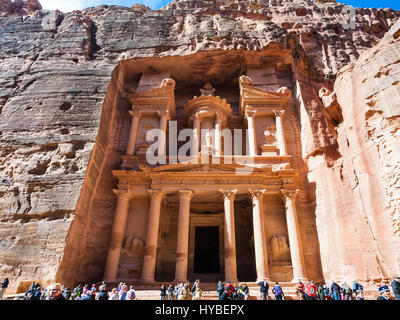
[263,125,277,145]
[123,236,145,256]
[200,82,216,96]
[269,234,291,262]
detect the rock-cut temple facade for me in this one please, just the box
[0,0,400,293]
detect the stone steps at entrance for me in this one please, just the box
[100,281,301,300]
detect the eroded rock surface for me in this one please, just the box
[0,0,399,292]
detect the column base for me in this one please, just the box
[174,279,188,284]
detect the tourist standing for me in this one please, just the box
[167,284,174,300]
[82,284,90,295]
[391,276,400,300]
[377,285,391,300]
[97,284,109,300]
[356,290,364,300]
[352,280,363,295]
[305,281,318,300]
[221,285,233,300]
[119,284,128,300]
[62,287,71,300]
[0,278,9,300]
[344,283,353,300]
[242,283,249,300]
[178,283,190,300]
[272,282,284,300]
[174,284,181,300]
[191,280,200,300]
[237,284,244,300]
[109,288,119,300]
[193,286,202,300]
[160,284,167,300]
[330,281,341,300]
[318,284,325,300]
[258,278,269,300]
[295,280,304,300]
[217,281,224,300]
[72,284,83,300]
[47,284,66,300]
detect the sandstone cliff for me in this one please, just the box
[0,0,399,292]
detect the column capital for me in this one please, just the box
[273,109,285,117]
[129,109,142,118]
[147,189,164,199]
[220,189,237,200]
[112,189,131,200]
[281,189,299,201]
[245,109,257,118]
[249,189,265,200]
[157,110,170,119]
[179,189,194,199]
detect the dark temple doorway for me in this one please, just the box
[194,226,220,273]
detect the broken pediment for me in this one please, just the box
[239,75,291,116]
[122,78,176,118]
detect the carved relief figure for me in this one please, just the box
[269,234,291,262]
[263,125,277,145]
[123,236,145,254]
[200,82,216,96]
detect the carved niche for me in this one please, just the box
[123,236,145,256]
[268,234,291,263]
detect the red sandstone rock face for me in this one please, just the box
[0,0,399,292]
[307,18,400,283]
[0,0,41,15]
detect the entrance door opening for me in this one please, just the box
[194,226,220,273]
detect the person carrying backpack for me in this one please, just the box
[272,282,284,300]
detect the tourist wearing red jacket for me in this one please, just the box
[305,281,318,300]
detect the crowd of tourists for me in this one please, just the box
[256,277,400,301]
[0,276,399,300]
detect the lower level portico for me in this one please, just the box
[103,161,307,284]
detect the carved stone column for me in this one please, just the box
[127,110,142,155]
[274,110,287,156]
[282,189,306,282]
[246,110,257,156]
[158,111,170,157]
[214,116,222,157]
[249,189,271,281]
[221,189,238,282]
[192,116,200,157]
[104,190,131,282]
[174,190,194,282]
[141,190,164,282]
